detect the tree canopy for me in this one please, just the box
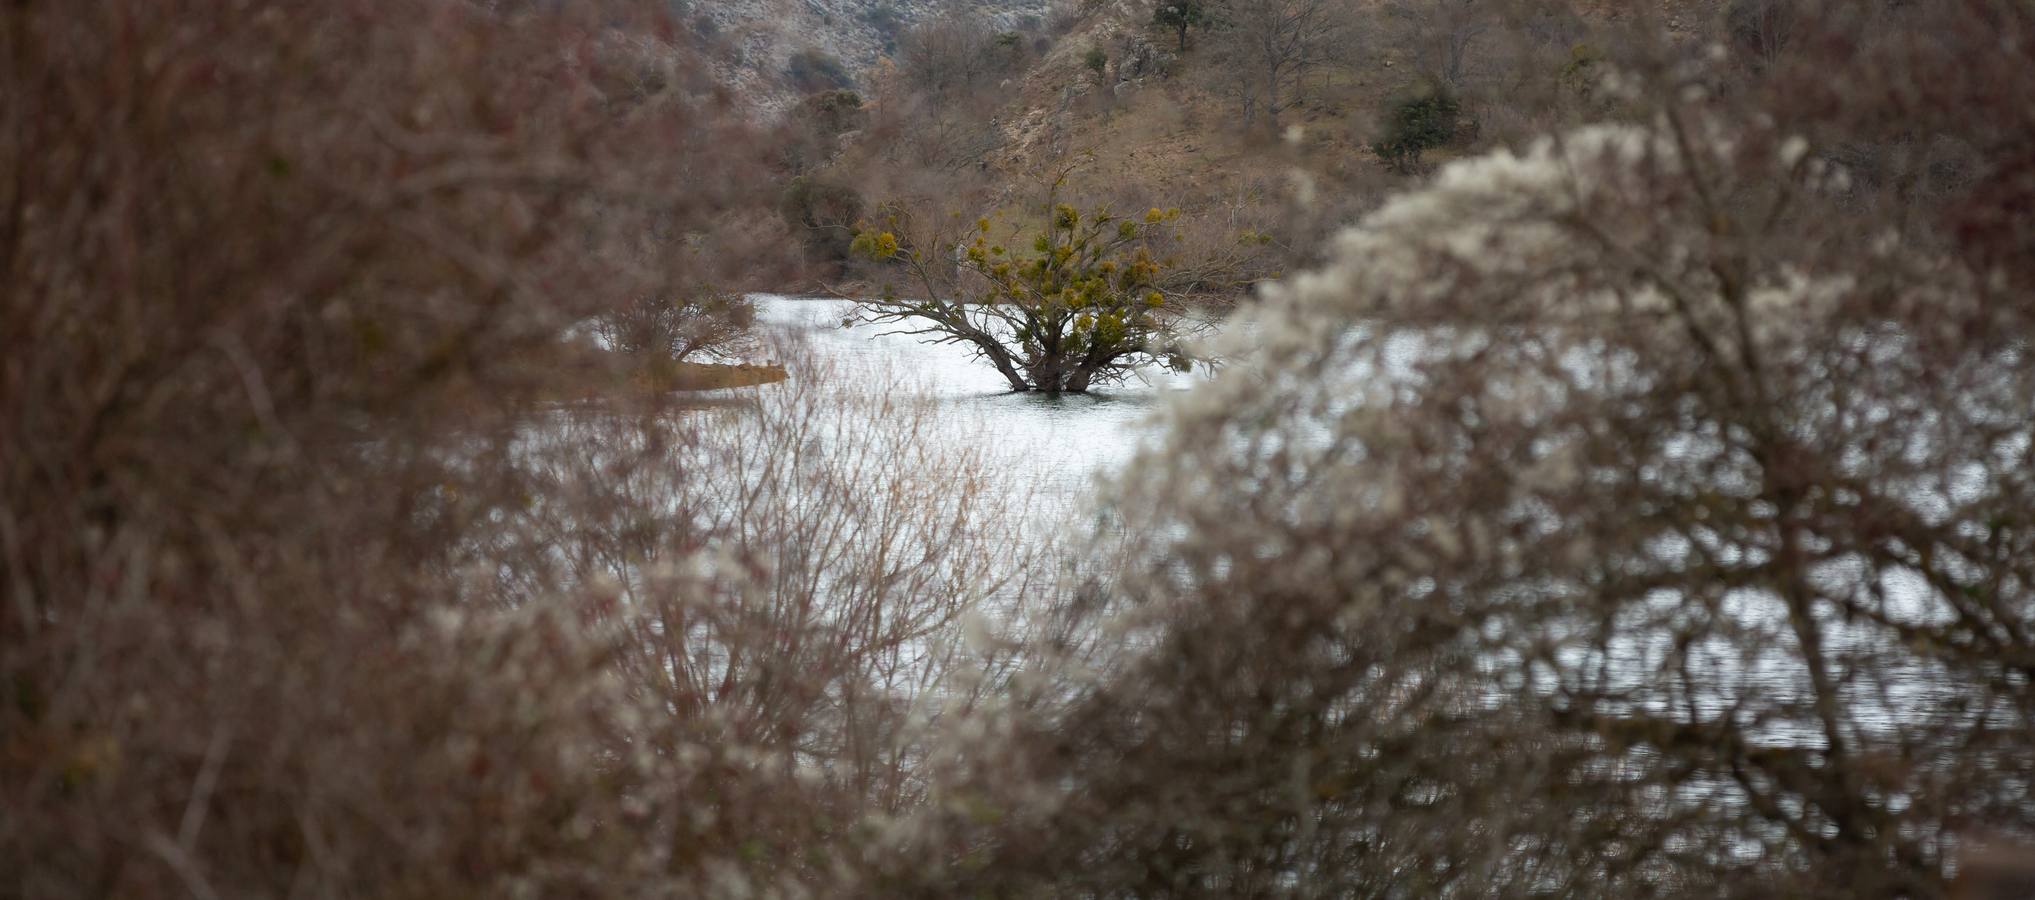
[851,187,1198,394]
[1153,0,1213,51]
[1372,84,1461,172]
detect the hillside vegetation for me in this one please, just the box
[771,0,1751,295]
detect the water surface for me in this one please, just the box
[742,294,1210,514]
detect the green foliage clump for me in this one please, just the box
[785,48,854,92]
[1558,43,1609,107]
[847,229,900,260]
[1083,46,1109,77]
[773,48,846,93]
[1152,0,1211,51]
[1372,86,1461,174]
[991,30,1036,67]
[806,89,864,133]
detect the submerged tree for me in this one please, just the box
[850,187,1199,394]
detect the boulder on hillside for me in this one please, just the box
[1114,33,1174,82]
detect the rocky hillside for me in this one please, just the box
[760,0,1760,292]
[677,0,1054,109]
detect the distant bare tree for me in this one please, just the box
[1207,0,1354,129]
[858,12,1017,173]
[1386,0,1497,90]
[894,11,1002,100]
[1727,0,1799,71]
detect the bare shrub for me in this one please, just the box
[15,0,2035,896]
[1205,0,1357,129]
[786,47,856,92]
[1045,0,1095,38]
[871,2,2035,895]
[779,173,868,264]
[592,291,757,363]
[481,342,1052,863]
[1386,0,1499,91]
[894,11,1007,101]
[0,2,1013,896]
[854,20,1011,176]
[1726,0,1798,71]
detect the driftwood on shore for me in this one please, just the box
[554,340,789,397]
[653,361,789,391]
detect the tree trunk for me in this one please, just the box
[1264,69,1281,130]
[973,337,1033,392]
[1027,351,1103,394]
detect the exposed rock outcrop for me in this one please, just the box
[676,0,1053,112]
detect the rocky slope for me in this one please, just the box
[677,0,1054,110]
